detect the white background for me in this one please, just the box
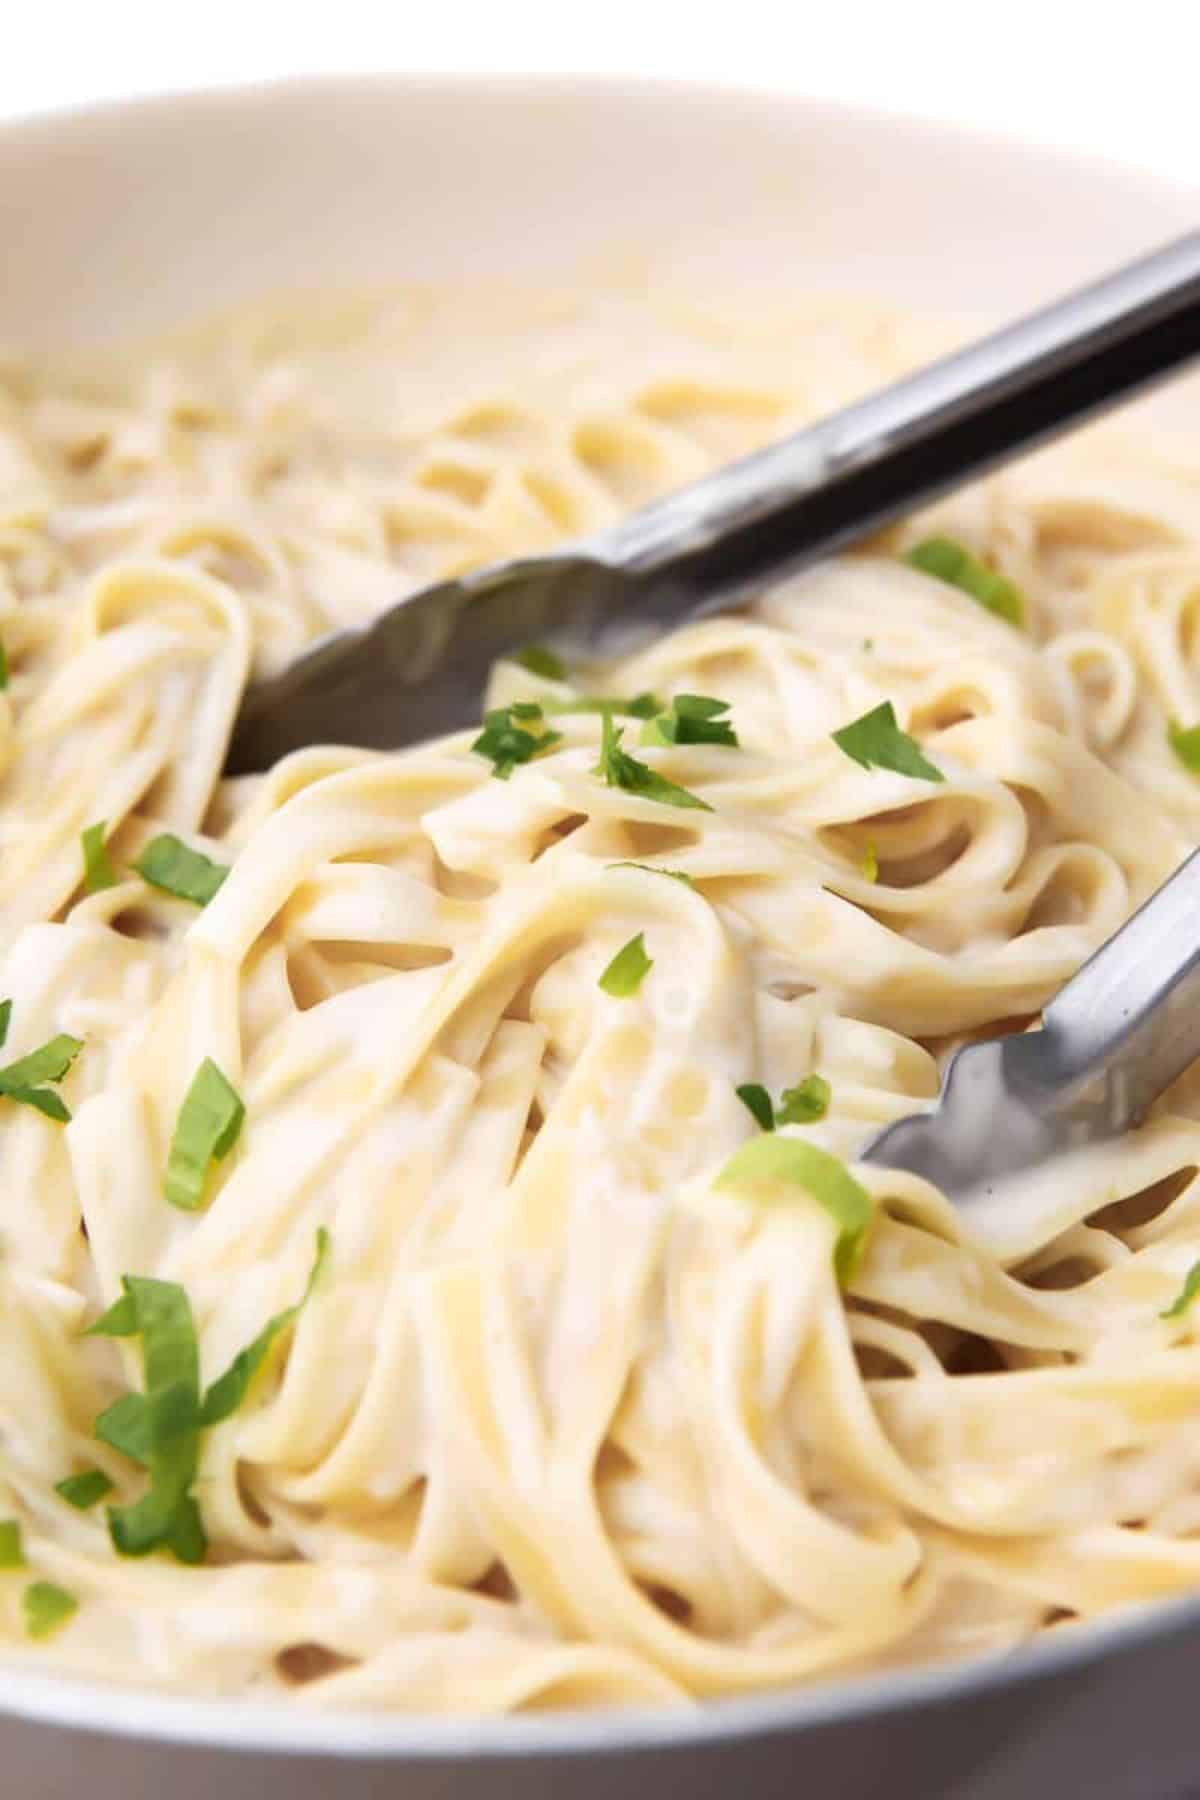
[3,0,1199,185]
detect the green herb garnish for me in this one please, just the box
[861,841,879,883]
[80,821,118,894]
[598,933,653,998]
[832,701,943,784]
[1168,720,1200,774]
[551,692,663,720]
[594,712,712,812]
[0,1019,83,1123]
[133,834,229,906]
[24,1581,77,1639]
[90,1232,327,1565]
[1162,1260,1200,1320]
[905,536,1024,627]
[163,1058,245,1213]
[0,638,8,690]
[199,1228,330,1427]
[471,702,563,779]
[641,694,738,749]
[715,1136,872,1283]
[55,1469,115,1511]
[0,1521,24,1568]
[606,861,695,886]
[512,645,568,682]
[777,1073,831,1126]
[735,1084,776,1131]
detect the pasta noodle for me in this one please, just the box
[3,283,1200,1710]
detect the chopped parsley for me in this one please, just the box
[1161,1260,1200,1320]
[89,1231,328,1565]
[55,1469,115,1511]
[1168,720,1200,773]
[551,692,662,719]
[735,1074,831,1132]
[0,1015,83,1123]
[133,834,229,906]
[777,1074,832,1126]
[594,712,712,812]
[0,1521,24,1567]
[24,1581,77,1640]
[163,1058,245,1213]
[80,821,118,894]
[472,702,563,779]
[511,644,567,682]
[715,1136,872,1283]
[606,862,694,886]
[735,1084,776,1132]
[598,933,653,998]
[832,701,943,784]
[904,536,1024,628]
[641,694,738,749]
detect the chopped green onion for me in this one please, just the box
[832,701,943,784]
[24,1581,77,1639]
[594,712,712,812]
[905,536,1024,628]
[715,1136,872,1283]
[597,933,652,998]
[511,645,567,682]
[777,1073,831,1126]
[1162,1260,1200,1320]
[0,1022,83,1123]
[606,862,694,887]
[80,821,118,894]
[640,693,738,749]
[471,703,563,779]
[0,1521,24,1568]
[735,1084,775,1132]
[163,1058,245,1213]
[55,1469,115,1511]
[133,834,229,907]
[200,1229,330,1427]
[1168,720,1200,773]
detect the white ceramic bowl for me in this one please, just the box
[2,75,1199,1800]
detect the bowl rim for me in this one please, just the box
[2,66,1199,1762]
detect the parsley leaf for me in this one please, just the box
[163,1058,245,1213]
[80,821,118,894]
[0,1520,24,1568]
[511,645,567,682]
[715,1136,872,1283]
[598,933,653,998]
[199,1229,330,1427]
[777,1073,831,1126]
[641,694,738,749]
[832,702,943,784]
[1168,720,1200,773]
[133,835,229,906]
[0,1021,83,1123]
[550,692,663,720]
[736,1084,775,1131]
[55,1469,115,1511]
[905,536,1024,628]
[471,703,563,779]
[594,712,712,812]
[1162,1260,1200,1320]
[606,862,694,887]
[24,1581,77,1639]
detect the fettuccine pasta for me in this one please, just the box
[3,284,1200,1709]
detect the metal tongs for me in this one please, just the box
[225,233,1200,1207]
